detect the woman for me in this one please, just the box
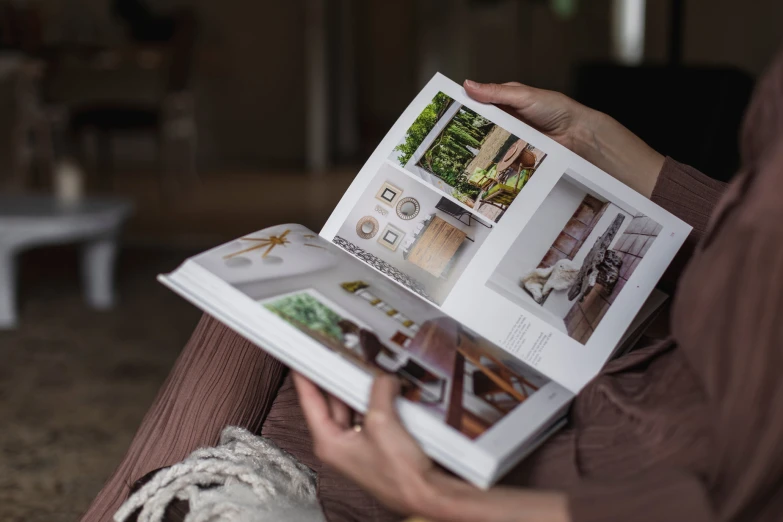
[83,50,783,521]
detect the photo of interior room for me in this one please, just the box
[260,287,547,440]
[486,170,661,344]
[191,228,544,440]
[392,92,548,223]
[333,162,493,305]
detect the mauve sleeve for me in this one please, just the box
[651,157,726,237]
[79,314,287,522]
[568,147,783,521]
[568,470,715,522]
[650,157,727,293]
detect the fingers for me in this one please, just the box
[365,375,409,441]
[328,394,352,429]
[369,374,401,416]
[292,372,343,440]
[464,79,535,108]
[292,372,410,448]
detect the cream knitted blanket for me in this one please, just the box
[114,426,326,522]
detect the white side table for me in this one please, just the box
[0,194,133,328]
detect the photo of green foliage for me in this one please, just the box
[394,92,495,198]
[393,91,547,224]
[264,292,344,343]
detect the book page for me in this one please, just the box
[182,224,573,450]
[321,74,691,393]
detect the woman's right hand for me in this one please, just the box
[463,80,664,197]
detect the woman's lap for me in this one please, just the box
[80,314,288,521]
[81,314,579,522]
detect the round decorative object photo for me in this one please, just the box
[356,216,379,239]
[396,197,420,220]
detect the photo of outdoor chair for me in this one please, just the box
[392,92,548,223]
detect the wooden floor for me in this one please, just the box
[564,214,663,344]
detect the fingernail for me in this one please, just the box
[465,79,480,89]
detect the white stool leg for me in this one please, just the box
[81,236,117,310]
[0,250,18,328]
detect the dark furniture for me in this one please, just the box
[435,197,492,229]
[0,194,133,328]
[66,10,197,189]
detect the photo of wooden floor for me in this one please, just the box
[486,170,660,344]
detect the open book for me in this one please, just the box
[160,74,691,489]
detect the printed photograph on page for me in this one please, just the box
[331,161,492,305]
[391,91,548,224]
[189,224,551,440]
[485,169,662,345]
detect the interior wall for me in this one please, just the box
[192,1,306,168]
[646,0,783,75]
[355,0,419,154]
[485,178,586,330]
[492,178,588,292]
[35,0,782,170]
[237,250,439,344]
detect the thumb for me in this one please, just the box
[463,79,535,108]
[364,375,408,439]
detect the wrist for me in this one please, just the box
[408,470,478,521]
[578,110,664,197]
[413,475,570,522]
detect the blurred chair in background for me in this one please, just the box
[63,7,198,191]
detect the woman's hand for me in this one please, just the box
[463,80,664,197]
[293,372,571,522]
[292,372,445,515]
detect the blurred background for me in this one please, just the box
[0,0,781,520]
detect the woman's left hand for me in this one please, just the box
[292,372,451,516]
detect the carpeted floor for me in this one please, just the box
[0,247,202,522]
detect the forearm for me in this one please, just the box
[415,474,569,522]
[575,110,664,198]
